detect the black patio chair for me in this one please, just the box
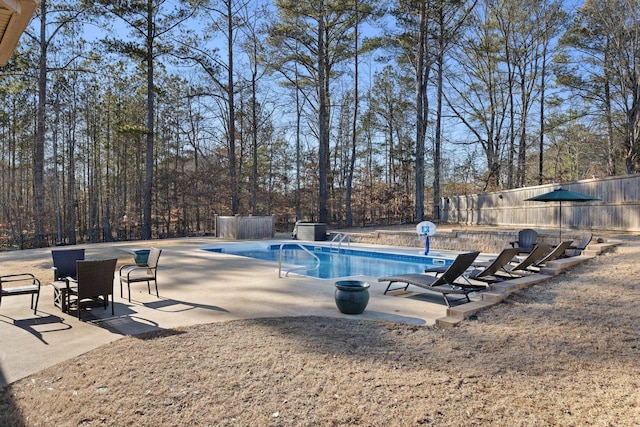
[67,259,117,320]
[509,229,538,254]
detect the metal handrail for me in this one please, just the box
[329,233,350,251]
[278,242,321,278]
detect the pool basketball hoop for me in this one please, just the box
[416,221,436,255]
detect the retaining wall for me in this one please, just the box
[335,229,586,254]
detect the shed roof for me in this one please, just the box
[0,0,39,66]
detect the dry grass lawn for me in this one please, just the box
[1,237,639,426]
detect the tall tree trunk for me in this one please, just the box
[539,43,546,185]
[68,124,77,245]
[415,0,428,223]
[251,45,258,215]
[228,0,238,215]
[346,0,358,227]
[318,0,329,224]
[295,70,302,222]
[517,73,528,186]
[433,8,444,221]
[52,91,63,244]
[506,50,515,188]
[142,0,155,240]
[34,0,47,247]
[603,44,616,175]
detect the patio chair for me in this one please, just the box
[51,248,85,312]
[119,248,162,302]
[495,243,552,276]
[525,241,573,271]
[0,273,41,315]
[509,228,538,254]
[66,259,117,320]
[468,247,521,283]
[378,251,483,307]
[567,233,593,256]
[51,248,85,281]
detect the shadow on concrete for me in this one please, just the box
[71,297,228,337]
[141,297,229,313]
[65,300,160,336]
[0,313,71,345]
[390,290,473,308]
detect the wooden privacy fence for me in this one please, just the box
[214,215,275,240]
[440,174,640,233]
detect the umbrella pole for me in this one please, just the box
[559,201,562,242]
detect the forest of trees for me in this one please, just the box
[1,0,639,248]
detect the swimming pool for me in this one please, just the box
[204,243,453,279]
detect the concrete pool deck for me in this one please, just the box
[0,238,478,388]
[0,236,615,388]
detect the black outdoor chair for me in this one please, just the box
[67,259,117,320]
[509,229,538,254]
[51,248,85,312]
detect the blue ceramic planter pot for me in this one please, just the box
[134,249,151,266]
[334,280,370,314]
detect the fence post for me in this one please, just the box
[272,215,276,238]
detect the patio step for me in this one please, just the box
[482,290,507,303]
[435,316,462,329]
[584,241,618,256]
[540,256,593,275]
[435,300,497,328]
[490,274,552,294]
[446,300,496,320]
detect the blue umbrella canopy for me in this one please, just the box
[525,188,600,241]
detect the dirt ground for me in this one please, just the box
[1,236,639,426]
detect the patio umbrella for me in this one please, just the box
[525,188,600,241]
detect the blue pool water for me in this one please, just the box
[204,243,453,279]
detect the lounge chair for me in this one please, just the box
[526,241,573,271]
[119,248,162,302]
[509,228,538,254]
[567,233,593,256]
[0,273,41,315]
[492,243,552,277]
[468,247,521,283]
[66,259,117,320]
[378,251,483,307]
